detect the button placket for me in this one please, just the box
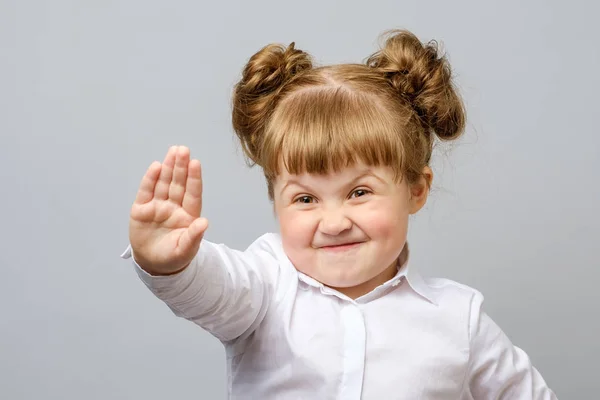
[338,304,366,400]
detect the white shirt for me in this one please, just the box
[121,233,557,399]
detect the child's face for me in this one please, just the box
[273,162,429,299]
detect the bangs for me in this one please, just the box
[261,87,411,181]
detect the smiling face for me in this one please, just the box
[273,162,431,299]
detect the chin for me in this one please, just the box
[315,263,379,288]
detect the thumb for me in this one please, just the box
[179,217,209,256]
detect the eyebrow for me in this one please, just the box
[280,170,386,195]
[354,171,387,185]
[280,179,310,195]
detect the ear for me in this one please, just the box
[408,166,433,214]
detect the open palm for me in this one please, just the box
[128,146,208,275]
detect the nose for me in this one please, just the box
[318,207,352,236]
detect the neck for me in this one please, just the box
[332,259,399,300]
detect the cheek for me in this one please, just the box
[362,215,408,244]
[278,211,319,276]
[357,199,410,239]
[278,210,316,247]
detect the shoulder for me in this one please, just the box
[245,232,288,261]
[204,232,284,260]
[423,276,487,340]
[425,277,484,303]
[199,232,295,282]
[244,231,298,278]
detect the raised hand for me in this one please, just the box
[128,146,208,275]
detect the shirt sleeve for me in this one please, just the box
[465,292,558,399]
[120,235,281,343]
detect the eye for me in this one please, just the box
[294,195,315,204]
[350,188,371,199]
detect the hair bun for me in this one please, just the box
[366,30,465,140]
[232,42,312,164]
[238,42,312,96]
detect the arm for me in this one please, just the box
[122,235,279,342]
[124,145,278,342]
[466,293,558,399]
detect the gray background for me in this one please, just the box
[1,0,598,398]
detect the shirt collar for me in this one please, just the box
[296,241,438,306]
[397,243,438,305]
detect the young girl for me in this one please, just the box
[122,29,557,399]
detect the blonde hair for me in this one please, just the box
[232,29,466,200]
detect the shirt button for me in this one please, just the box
[392,278,403,287]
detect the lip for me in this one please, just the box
[319,241,364,252]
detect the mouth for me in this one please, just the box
[319,241,364,252]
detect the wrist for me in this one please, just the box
[131,251,189,277]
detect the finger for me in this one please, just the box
[168,146,190,206]
[178,217,208,256]
[182,159,202,218]
[154,146,177,200]
[134,161,162,205]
